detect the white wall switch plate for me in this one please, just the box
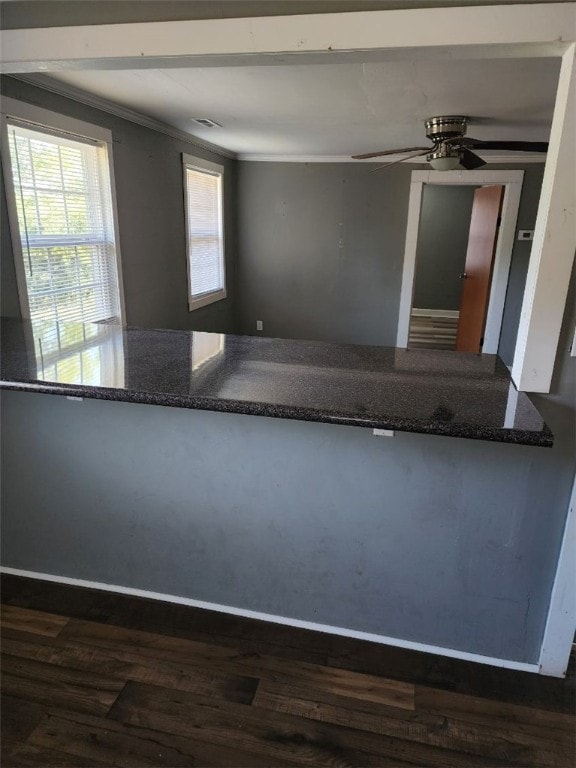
[373,429,395,437]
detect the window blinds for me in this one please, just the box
[185,166,224,299]
[7,121,122,341]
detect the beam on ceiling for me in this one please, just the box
[0,3,575,73]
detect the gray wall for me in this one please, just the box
[236,162,411,346]
[2,289,574,663]
[498,166,546,365]
[413,185,476,311]
[236,161,544,353]
[0,76,238,333]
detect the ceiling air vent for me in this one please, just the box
[192,118,222,128]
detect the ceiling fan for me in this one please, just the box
[352,115,548,171]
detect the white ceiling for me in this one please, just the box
[46,56,560,158]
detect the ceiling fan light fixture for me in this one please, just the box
[429,154,462,171]
[427,143,463,171]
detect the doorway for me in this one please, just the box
[396,170,524,354]
[408,183,504,352]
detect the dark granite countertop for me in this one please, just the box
[0,317,552,446]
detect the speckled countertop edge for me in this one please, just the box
[0,377,554,447]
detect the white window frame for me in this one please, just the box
[182,153,226,312]
[0,96,126,325]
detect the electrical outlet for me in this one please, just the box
[256,320,263,331]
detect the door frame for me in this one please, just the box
[396,170,524,354]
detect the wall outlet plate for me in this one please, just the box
[256,320,263,331]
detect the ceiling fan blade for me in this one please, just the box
[371,150,430,172]
[459,148,486,170]
[467,140,549,153]
[352,146,431,160]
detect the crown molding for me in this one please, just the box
[5,76,548,167]
[238,153,546,164]
[6,74,237,160]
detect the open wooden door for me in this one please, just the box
[455,185,504,353]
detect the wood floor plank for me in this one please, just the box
[250,678,445,722]
[58,616,251,663]
[108,680,511,768]
[253,680,443,737]
[46,641,259,704]
[26,710,300,768]
[252,679,569,767]
[1,655,123,716]
[0,696,47,760]
[258,656,415,709]
[1,632,59,663]
[58,619,414,710]
[328,646,576,715]
[1,674,120,719]
[5,744,109,767]
[2,654,125,694]
[1,605,69,638]
[416,684,576,737]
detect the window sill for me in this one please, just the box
[188,289,227,312]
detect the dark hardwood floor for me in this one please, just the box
[1,575,574,767]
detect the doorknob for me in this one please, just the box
[459,272,468,279]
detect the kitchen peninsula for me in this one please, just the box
[1,315,572,676]
[0,318,552,447]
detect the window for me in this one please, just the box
[1,99,125,384]
[183,153,226,311]
[2,100,124,340]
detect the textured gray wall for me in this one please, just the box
[0,76,238,333]
[498,166,546,366]
[413,185,476,311]
[2,286,574,663]
[235,161,544,351]
[236,162,411,346]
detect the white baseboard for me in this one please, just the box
[1,566,540,674]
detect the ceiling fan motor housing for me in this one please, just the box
[425,115,469,143]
